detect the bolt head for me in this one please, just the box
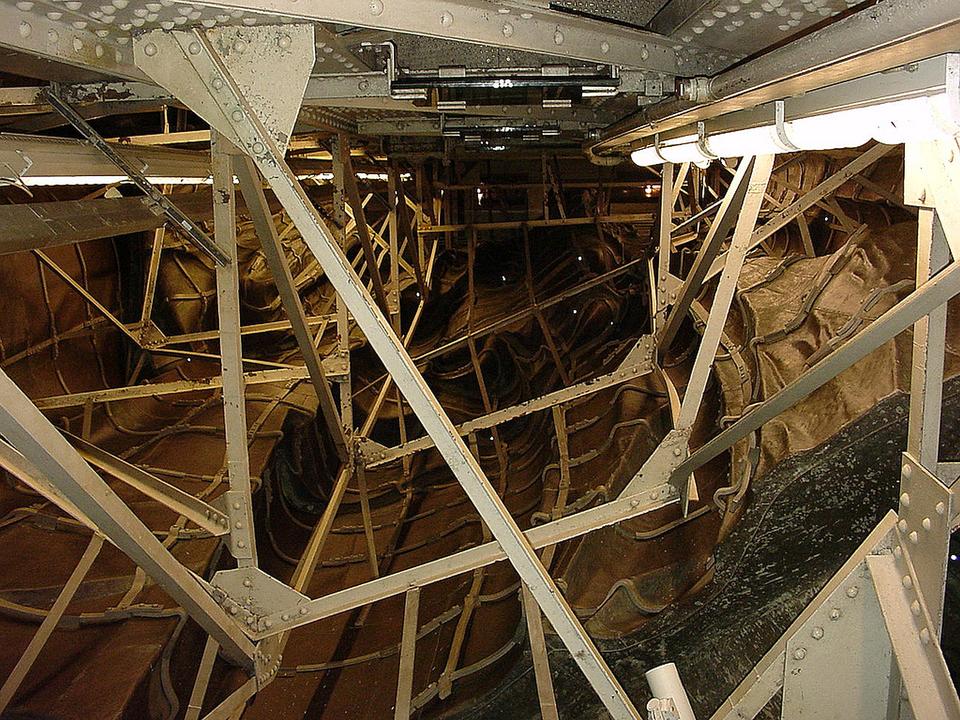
[793,647,806,660]
[811,626,824,640]
[846,586,859,598]
[829,608,842,621]
[143,42,157,56]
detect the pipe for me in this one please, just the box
[646,663,697,720]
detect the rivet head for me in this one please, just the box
[829,608,842,621]
[554,30,564,45]
[600,40,610,53]
[281,613,290,621]
[237,540,246,548]
[188,41,200,54]
[922,517,932,531]
[811,626,824,640]
[920,628,931,645]
[368,0,383,15]
[902,575,913,589]
[211,77,224,90]
[264,619,273,628]
[501,22,513,37]
[898,519,908,532]
[909,531,919,545]
[673,447,682,457]
[230,605,238,614]
[439,11,453,26]
[232,501,241,510]
[299,607,308,615]
[846,586,859,598]
[630,499,639,508]
[902,462,912,479]
[900,492,910,507]
[231,109,244,122]
[793,647,806,660]
[911,600,921,616]
[243,578,252,587]
[143,42,158,56]
[252,141,265,154]
[278,34,291,48]
[936,501,946,516]
[18,22,31,37]
[233,39,246,52]
[894,546,903,558]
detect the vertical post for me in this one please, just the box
[655,162,675,331]
[211,131,257,566]
[907,208,949,469]
[522,585,560,720]
[394,586,420,720]
[330,135,354,440]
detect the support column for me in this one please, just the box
[211,131,258,567]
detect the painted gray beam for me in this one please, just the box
[168,0,684,72]
[212,132,258,565]
[0,191,217,255]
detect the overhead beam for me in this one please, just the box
[0,132,210,183]
[0,190,216,255]
[0,6,145,82]
[169,0,686,72]
[589,0,960,154]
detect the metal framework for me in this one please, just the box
[0,8,958,719]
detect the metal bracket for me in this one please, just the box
[211,567,311,634]
[898,451,954,625]
[782,560,894,720]
[619,427,691,500]
[355,436,392,465]
[616,333,655,372]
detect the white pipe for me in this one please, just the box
[645,663,696,720]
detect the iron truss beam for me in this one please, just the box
[162,0,693,73]
[135,23,646,718]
